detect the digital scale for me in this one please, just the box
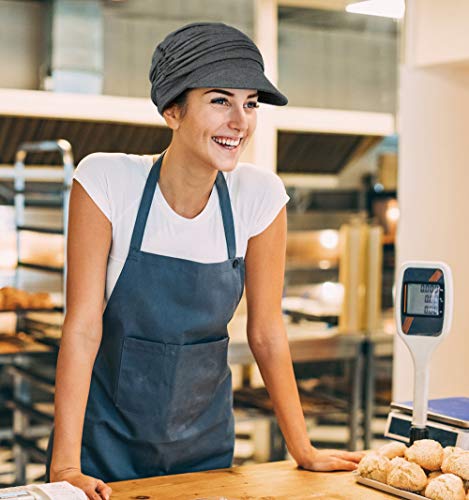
[384,261,469,448]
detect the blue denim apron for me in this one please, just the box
[47,153,245,482]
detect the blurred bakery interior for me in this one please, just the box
[0,0,468,491]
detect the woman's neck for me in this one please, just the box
[156,145,218,220]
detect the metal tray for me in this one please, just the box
[355,475,426,499]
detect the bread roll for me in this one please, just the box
[444,447,464,461]
[378,441,407,459]
[425,473,465,500]
[387,456,427,492]
[1,287,19,309]
[357,452,391,483]
[29,292,54,309]
[0,287,53,310]
[442,448,469,480]
[0,341,20,353]
[428,471,443,482]
[405,439,444,471]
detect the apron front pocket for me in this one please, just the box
[115,336,167,415]
[165,336,231,438]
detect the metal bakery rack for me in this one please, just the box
[0,140,74,485]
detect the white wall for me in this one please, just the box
[394,2,469,400]
[102,0,254,98]
[0,1,46,89]
[407,0,469,67]
[277,7,397,112]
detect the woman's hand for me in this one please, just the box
[51,468,112,500]
[298,447,365,472]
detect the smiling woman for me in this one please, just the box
[162,87,258,174]
[45,21,363,500]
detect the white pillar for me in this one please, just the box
[394,0,469,400]
[51,0,103,93]
[243,0,278,171]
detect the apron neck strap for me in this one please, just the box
[215,171,236,260]
[129,153,237,260]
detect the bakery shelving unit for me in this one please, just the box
[0,140,74,485]
[14,139,74,298]
[0,337,54,487]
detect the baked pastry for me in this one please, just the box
[0,287,53,310]
[387,456,427,492]
[443,447,466,462]
[378,441,407,459]
[444,447,462,459]
[1,287,21,309]
[442,448,469,480]
[428,471,443,481]
[0,341,20,354]
[425,473,465,500]
[1,287,28,309]
[29,292,54,309]
[405,439,444,471]
[357,452,391,483]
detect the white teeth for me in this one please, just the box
[212,137,241,147]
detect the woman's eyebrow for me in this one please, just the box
[204,89,259,99]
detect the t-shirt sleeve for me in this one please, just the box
[73,153,112,222]
[248,168,290,238]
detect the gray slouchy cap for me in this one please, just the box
[149,22,288,115]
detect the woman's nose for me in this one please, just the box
[228,105,249,132]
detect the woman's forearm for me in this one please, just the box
[248,330,312,466]
[50,325,101,476]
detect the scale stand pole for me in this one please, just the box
[410,356,431,443]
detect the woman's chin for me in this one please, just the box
[208,145,243,171]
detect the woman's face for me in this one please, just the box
[168,87,258,173]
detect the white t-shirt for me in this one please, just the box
[73,153,290,303]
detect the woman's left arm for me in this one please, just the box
[244,206,364,471]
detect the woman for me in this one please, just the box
[47,22,363,499]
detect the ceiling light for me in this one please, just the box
[346,0,405,19]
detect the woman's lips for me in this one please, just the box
[211,136,242,152]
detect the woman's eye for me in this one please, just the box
[245,101,259,109]
[211,97,229,106]
[210,98,259,109]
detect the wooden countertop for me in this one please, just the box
[109,460,396,499]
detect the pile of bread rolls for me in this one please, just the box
[0,287,54,310]
[358,440,469,499]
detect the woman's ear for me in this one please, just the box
[163,105,183,131]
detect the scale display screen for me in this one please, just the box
[406,283,441,317]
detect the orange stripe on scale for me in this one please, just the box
[430,270,443,282]
[403,316,414,334]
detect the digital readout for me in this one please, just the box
[406,283,440,316]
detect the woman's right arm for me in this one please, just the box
[49,180,113,500]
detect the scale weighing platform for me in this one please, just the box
[384,261,469,447]
[385,397,469,448]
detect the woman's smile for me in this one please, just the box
[211,135,243,152]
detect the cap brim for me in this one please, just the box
[187,59,288,106]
